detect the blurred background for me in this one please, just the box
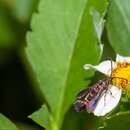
[0,0,45,129]
[1,0,130,130]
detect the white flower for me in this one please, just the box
[93,86,122,116]
[84,54,130,116]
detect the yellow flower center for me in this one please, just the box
[112,62,130,90]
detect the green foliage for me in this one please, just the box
[26,0,108,129]
[0,5,15,47]
[98,111,130,130]
[0,0,130,130]
[106,0,130,56]
[29,105,50,129]
[0,114,19,130]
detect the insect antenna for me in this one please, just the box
[107,57,113,77]
[108,58,128,84]
[112,77,128,82]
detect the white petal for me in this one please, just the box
[116,53,130,62]
[84,60,116,76]
[93,85,122,116]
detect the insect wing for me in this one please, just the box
[83,80,110,113]
[76,87,91,99]
[74,100,85,112]
[74,87,92,112]
[87,92,103,112]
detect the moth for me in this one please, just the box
[74,77,112,113]
[74,60,127,115]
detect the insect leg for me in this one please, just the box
[108,89,114,98]
[104,90,107,106]
[103,88,110,106]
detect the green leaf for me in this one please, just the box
[0,113,19,130]
[29,105,51,130]
[26,0,108,129]
[106,0,130,56]
[98,111,130,130]
[90,7,106,43]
